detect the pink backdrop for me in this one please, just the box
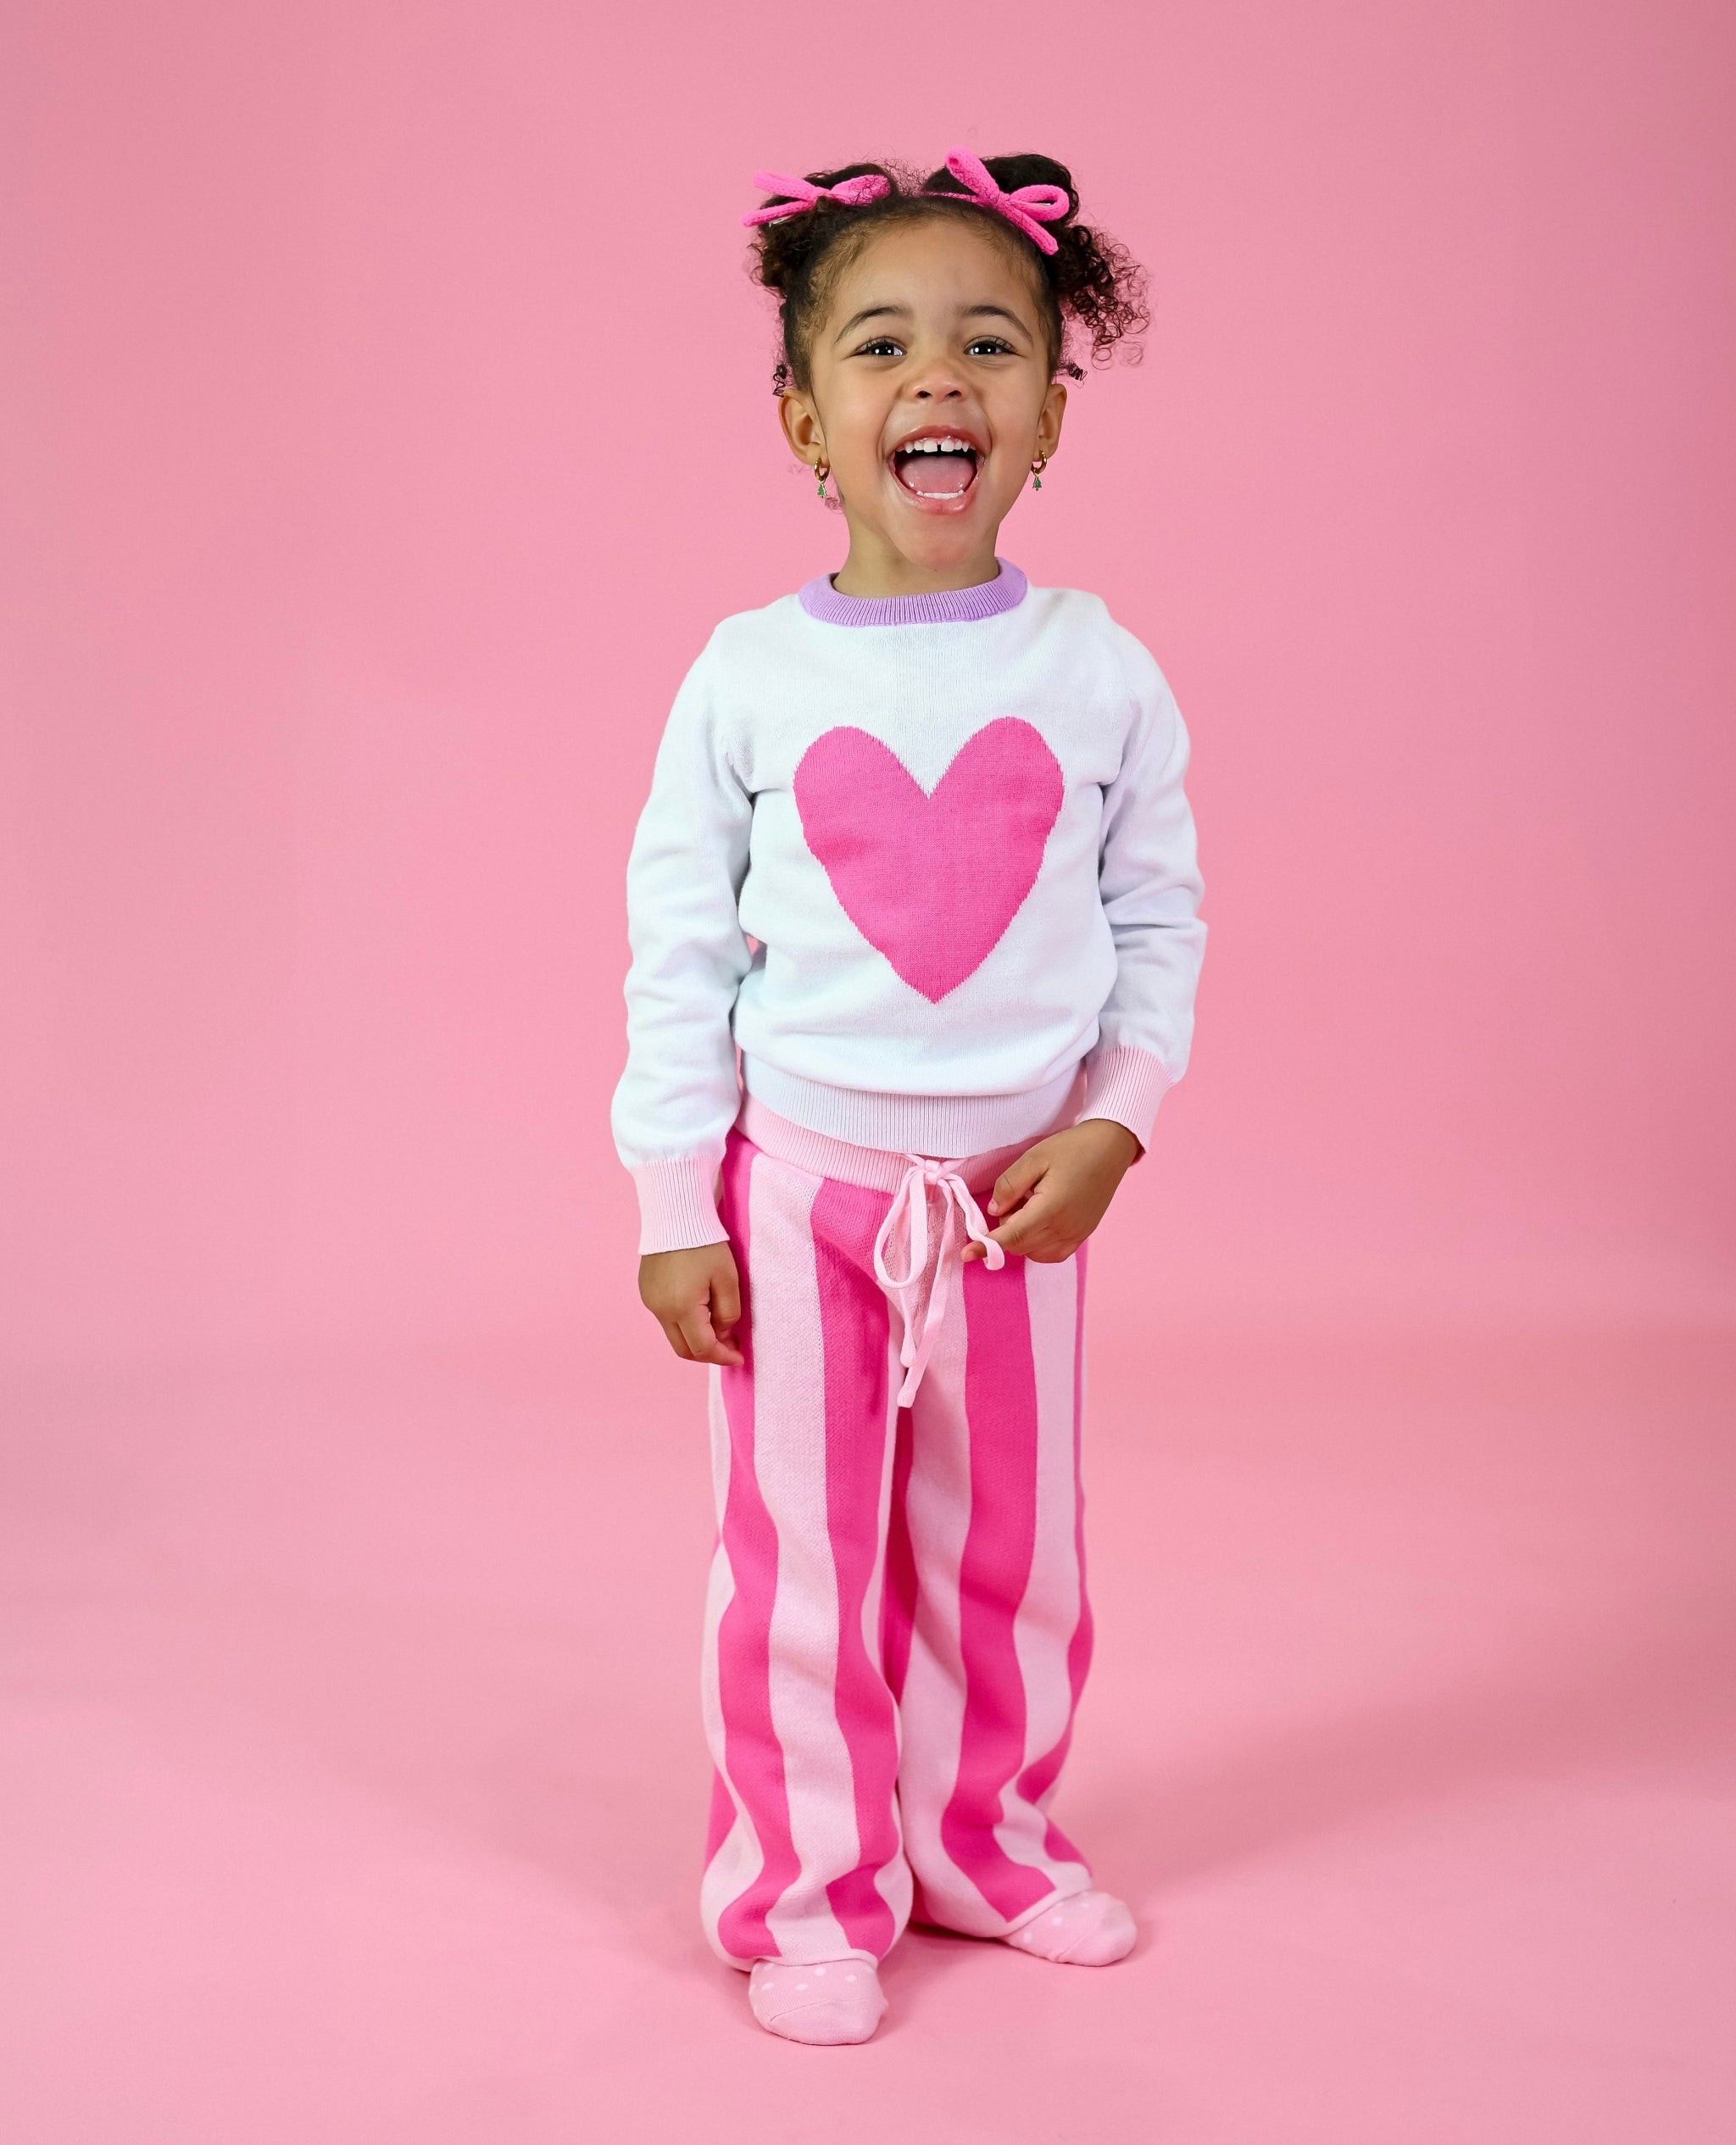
[3,3,1733,2139]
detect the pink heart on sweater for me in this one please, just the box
[793,718,1066,1003]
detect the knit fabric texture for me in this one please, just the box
[613,565,1207,1252]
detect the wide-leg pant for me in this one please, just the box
[700,1105,1095,1968]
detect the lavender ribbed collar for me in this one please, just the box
[798,559,1028,627]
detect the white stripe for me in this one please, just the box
[995,1253,1090,1886]
[699,1370,765,1962]
[886,1286,990,1930]
[748,1155,858,1962]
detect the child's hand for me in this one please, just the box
[963,1119,1143,1265]
[639,1243,745,1366]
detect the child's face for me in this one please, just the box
[780,216,1067,578]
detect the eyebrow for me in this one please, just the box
[834,303,911,342]
[833,300,1034,344]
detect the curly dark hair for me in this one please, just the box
[748,153,1149,393]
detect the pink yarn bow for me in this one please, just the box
[924,145,1070,255]
[741,170,893,228]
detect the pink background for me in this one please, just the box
[3,2,1733,2138]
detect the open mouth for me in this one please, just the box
[890,432,982,500]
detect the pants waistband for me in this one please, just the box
[736,1090,1077,1201]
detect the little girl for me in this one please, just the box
[611,148,1206,2044]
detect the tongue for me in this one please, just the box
[899,452,973,497]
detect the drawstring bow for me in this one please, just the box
[872,1156,1005,1407]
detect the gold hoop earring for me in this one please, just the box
[1030,453,1049,492]
[815,460,831,501]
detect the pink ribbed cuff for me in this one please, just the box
[630,1156,728,1256]
[1078,1044,1177,1156]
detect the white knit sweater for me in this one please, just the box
[611,560,1207,1253]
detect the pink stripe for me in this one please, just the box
[810,1176,900,1957]
[1016,1241,1094,1863]
[710,1133,804,1962]
[881,1406,917,1703]
[938,1254,1054,1923]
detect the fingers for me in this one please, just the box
[670,1300,743,1366]
[969,1142,1058,1259]
[699,1254,744,1364]
[988,1144,1050,1219]
[972,1122,1135,1262]
[657,1317,696,1362]
[969,1175,1082,1264]
[711,1258,743,1343]
[984,1203,1059,1261]
[641,1245,747,1366]
[681,1270,745,1365]
[658,1301,743,1364]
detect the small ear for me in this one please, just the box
[777,388,823,465]
[1036,377,1068,457]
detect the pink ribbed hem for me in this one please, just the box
[739,1053,1082,1156]
[630,1156,728,1256]
[738,1094,1073,1199]
[1078,1044,1177,1155]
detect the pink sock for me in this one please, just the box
[1000,1890,1138,1965]
[747,1958,887,2045]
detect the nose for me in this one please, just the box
[908,354,967,402]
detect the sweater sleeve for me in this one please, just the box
[1078,629,1208,1154]
[609,643,754,1253]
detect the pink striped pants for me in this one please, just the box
[700,1100,1095,1968]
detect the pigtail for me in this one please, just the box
[920,153,1149,372]
[748,164,910,391]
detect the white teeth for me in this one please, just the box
[898,436,975,455]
